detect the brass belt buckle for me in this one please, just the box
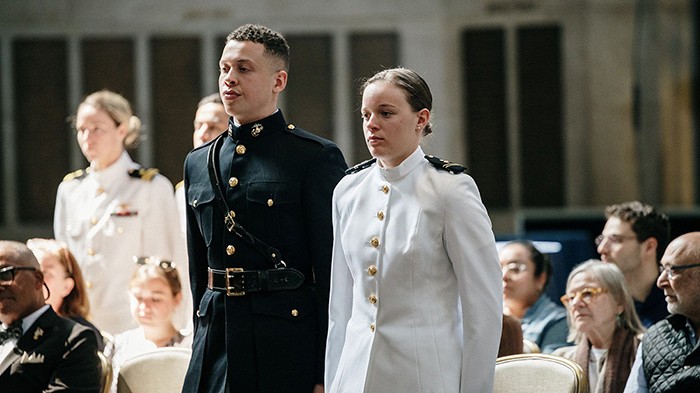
[225,267,245,296]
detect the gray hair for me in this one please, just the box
[565,259,645,343]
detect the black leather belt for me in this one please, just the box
[207,267,304,296]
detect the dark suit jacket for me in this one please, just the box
[0,307,101,393]
[182,110,347,393]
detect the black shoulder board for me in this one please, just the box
[128,168,159,181]
[424,155,466,174]
[345,158,377,174]
[62,168,89,182]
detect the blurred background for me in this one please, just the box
[1,0,698,286]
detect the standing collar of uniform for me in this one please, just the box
[377,146,424,182]
[90,151,138,184]
[228,109,286,143]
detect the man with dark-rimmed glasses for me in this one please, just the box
[597,201,670,327]
[624,232,700,392]
[0,240,101,392]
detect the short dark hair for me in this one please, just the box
[605,201,671,261]
[226,24,290,71]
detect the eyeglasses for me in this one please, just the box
[501,262,527,276]
[560,287,608,307]
[0,266,37,285]
[658,263,700,280]
[133,256,176,272]
[594,234,637,247]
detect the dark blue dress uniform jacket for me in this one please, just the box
[182,110,347,393]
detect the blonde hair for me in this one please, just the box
[564,259,645,343]
[78,90,142,149]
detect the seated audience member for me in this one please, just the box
[0,240,101,392]
[499,314,524,357]
[500,240,570,353]
[26,238,104,350]
[597,201,670,327]
[555,260,644,393]
[624,232,700,393]
[106,257,191,393]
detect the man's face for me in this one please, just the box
[218,40,287,125]
[0,258,41,325]
[657,237,700,320]
[192,103,228,148]
[597,217,644,274]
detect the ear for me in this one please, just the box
[416,108,430,130]
[174,291,183,307]
[642,237,658,259]
[272,70,288,93]
[59,277,75,298]
[534,271,547,291]
[116,120,129,141]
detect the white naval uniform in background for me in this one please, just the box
[54,151,191,335]
[326,146,503,393]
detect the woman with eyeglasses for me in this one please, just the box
[554,259,645,393]
[26,238,105,350]
[499,240,570,353]
[105,257,191,393]
[53,90,188,335]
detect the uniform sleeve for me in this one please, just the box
[442,174,502,393]
[184,154,209,326]
[325,184,354,389]
[54,182,69,241]
[301,144,347,383]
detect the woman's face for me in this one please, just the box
[36,252,73,314]
[499,243,546,308]
[565,271,623,337]
[130,277,181,328]
[361,81,428,168]
[75,104,127,170]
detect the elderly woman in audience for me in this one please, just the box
[26,238,104,350]
[554,259,645,393]
[499,240,569,353]
[106,257,191,393]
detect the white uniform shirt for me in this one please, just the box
[54,152,190,334]
[326,147,503,393]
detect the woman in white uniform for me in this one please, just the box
[54,90,188,335]
[325,68,503,393]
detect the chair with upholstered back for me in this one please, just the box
[116,347,192,393]
[494,353,588,393]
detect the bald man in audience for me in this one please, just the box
[0,240,101,393]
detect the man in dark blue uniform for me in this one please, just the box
[182,24,347,393]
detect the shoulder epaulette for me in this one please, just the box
[175,180,184,190]
[425,155,466,174]
[345,158,377,175]
[128,168,159,181]
[62,168,89,182]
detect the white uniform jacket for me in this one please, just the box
[54,152,190,334]
[326,147,503,393]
